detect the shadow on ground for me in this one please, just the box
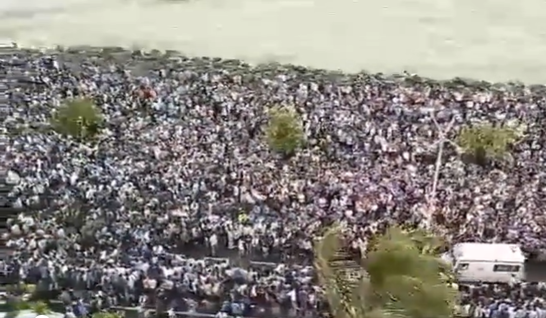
[524,259,546,282]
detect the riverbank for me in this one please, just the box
[3,45,546,88]
[1,0,546,83]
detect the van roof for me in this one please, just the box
[0,39,16,48]
[452,242,525,263]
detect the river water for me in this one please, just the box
[0,0,545,82]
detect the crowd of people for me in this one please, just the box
[4,45,546,318]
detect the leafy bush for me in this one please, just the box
[456,122,523,164]
[22,284,35,295]
[30,301,51,315]
[265,105,304,155]
[51,98,103,140]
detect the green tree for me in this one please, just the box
[402,227,447,256]
[264,105,304,155]
[51,98,103,140]
[456,122,523,165]
[315,225,457,318]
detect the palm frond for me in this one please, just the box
[316,225,457,318]
[403,228,447,255]
[316,225,365,318]
[367,307,409,318]
[366,228,422,287]
[380,272,457,318]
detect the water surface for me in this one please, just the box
[0,0,545,81]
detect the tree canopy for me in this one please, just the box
[456,122,524,165]
[315,225,457,318]
[264,105,304,155]
[50,98,103,141]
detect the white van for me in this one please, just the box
[442,242,526,283]
[0,39,16,49]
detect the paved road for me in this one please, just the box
[1,0,546,82]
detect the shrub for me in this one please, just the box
[265,105,304,155]
[456,122,523,164]
[29,301,51,315]
[51,98,103,140]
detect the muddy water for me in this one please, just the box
[0,0,545,81]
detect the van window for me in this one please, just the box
[493,264,521,272]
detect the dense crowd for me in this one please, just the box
[3,45,546,318]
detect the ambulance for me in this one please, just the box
[442,242,526,283]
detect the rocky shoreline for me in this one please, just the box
[3,45,546,88]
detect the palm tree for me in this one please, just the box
[315,224,458,318]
